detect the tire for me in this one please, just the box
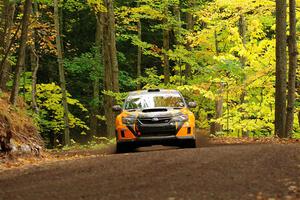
[116,142,135,153]
[179,139,196,148]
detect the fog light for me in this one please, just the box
[121,130,125,137]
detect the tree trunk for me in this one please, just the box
[275,0,287,138]
[238,13,247,104]
[0,0,15,91]
[10,0,31,105]
[90,15,102,137]
[210,30,223,135]
[137,13,142,89]
[184,0,194,81]
[173,3,181,46]
[298,78,300,127]
[298,111,300,127]
[238,14,248,137]
[30,2,39,113]
[0,22,20,91]
[100,0,119,138]
[54,0,70,145]
[30,47,39,113]
[173,2,183,83]
[90,66,100,137]
[0,1,3,16]
[0,0,14,61]
[285,0,298,137]
[136,1,142,89]
[211,84,224,135]
[108,1,119,93]
[163,6,170,85]
[239,14,247,79]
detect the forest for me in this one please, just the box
[0,0,299,148]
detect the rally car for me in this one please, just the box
[113,89,197,153]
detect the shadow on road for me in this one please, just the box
[113,131,258,154]
[69,131,273,156]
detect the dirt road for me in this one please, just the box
[1,143,300,200]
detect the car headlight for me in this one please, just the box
[171,114,189,122]
[122,117,136,125]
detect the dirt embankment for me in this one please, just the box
[0,93,43,155]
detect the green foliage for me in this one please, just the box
[6,72,32,91]
[64,50,103,85]
[102,90,128,106]
[131,0,299,136]
[60,136,115,151]
[119,71,137,91]
[186,0,278,134]
[139,68,163,89]
[35,83,89,135]
[4,0,300,144]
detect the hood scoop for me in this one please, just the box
[142,108,168,113]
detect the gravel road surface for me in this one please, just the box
[0,143,300,200]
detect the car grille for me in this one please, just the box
[137,117,176,137]
[140,131,176,137]
[138,117,171,124]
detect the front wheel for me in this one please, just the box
[179,139,196,148]
[116,142,135,153]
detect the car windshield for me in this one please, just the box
[124,93,185,110]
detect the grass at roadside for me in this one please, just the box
[0,137,116,172]
[53,137,116,152]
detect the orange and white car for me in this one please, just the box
[113,89,197,153]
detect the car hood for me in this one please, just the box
[125,107,185,119]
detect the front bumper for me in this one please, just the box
[117,135,195,146]
[118,135,195,142]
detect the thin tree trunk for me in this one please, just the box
[90,15,102,137]
[298,79,300,127]
[0,1,3,17]
[211,84,224,135]
[0,0,15,90]
[298,111,300,127]
[54,0,70,145]
[173,3,181,45]
[90,68,100,136]
[238,13,247,104]
[100,10,114,138]
[10,0,31,105]
[0,23,20,89]
[136,1,142,89]
[215,88,223,129]
[0,0,14,58]
[238,13,248,137]
[163,6,170,85]
[30,48,39,113]
[59,2,64,55]
[211,30,223,135]
[275,0,287,138]
[30,1,39,113]
[137,18,142,89]
[100,0,119,138]
[173,2,182,81]
[184,0,194,81]
[285,0,298,137]
[108,0,119,93]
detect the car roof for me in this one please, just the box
[128,89,180,96]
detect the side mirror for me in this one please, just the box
[112,105,122,112]
[188,102,197,108]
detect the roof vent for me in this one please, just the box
[147,89,160,92]
[142,108,167,112]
